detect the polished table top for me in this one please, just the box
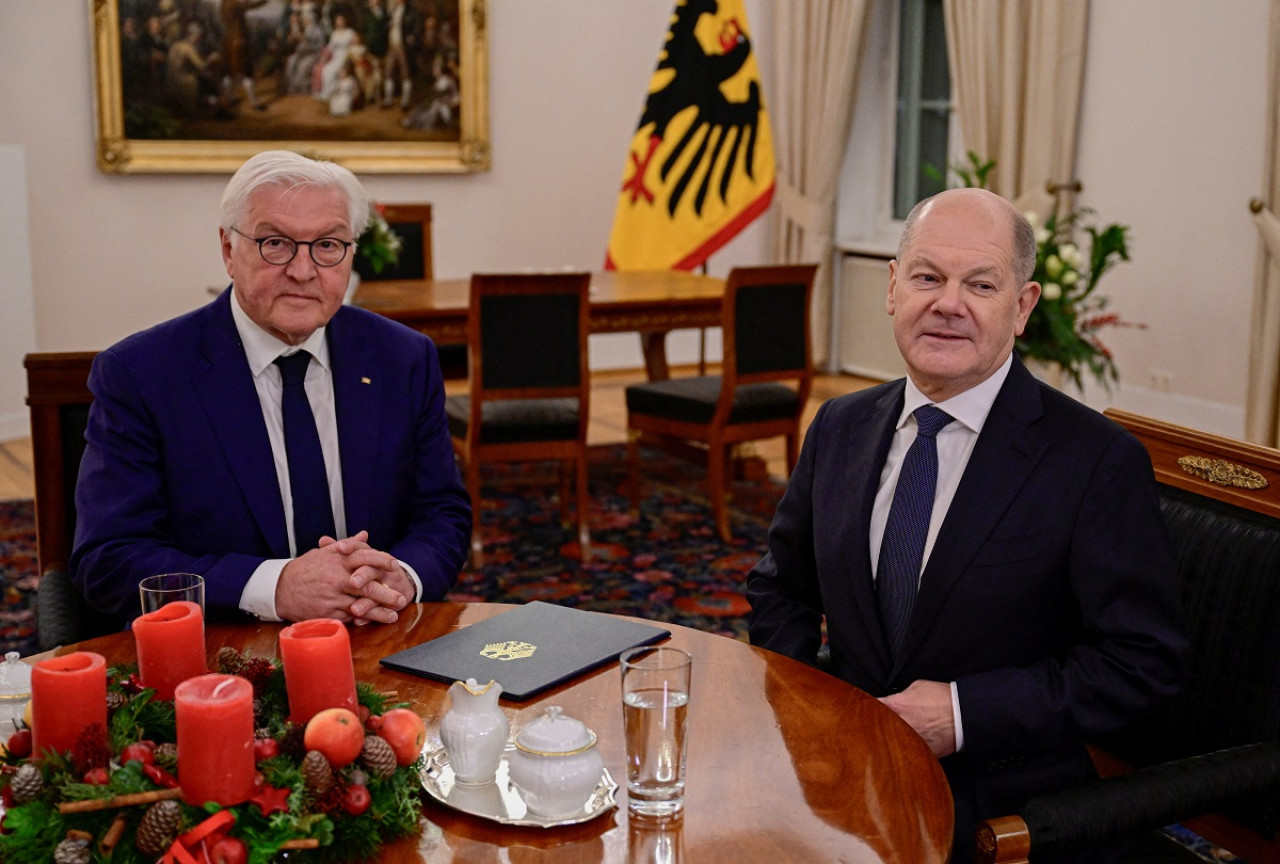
[352,270,727,379]
[56,603,953,863]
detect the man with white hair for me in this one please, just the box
[72,150,471,627]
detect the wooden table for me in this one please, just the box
[352,270,726,380]
[49,603,953,862]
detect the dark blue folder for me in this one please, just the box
[380,602,670,700]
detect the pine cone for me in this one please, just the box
[303,749,334,794]
[153,742,179,770]
[105,690,127,713]
[361,735,397,779]
[10,762,43,804]
[135,799,182,856]
[214,646,244,675]
[53,837,91,864]
[279,722,306,758]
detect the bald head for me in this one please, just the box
[898,188,1037,284]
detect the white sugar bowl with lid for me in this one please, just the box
[508,706,605,819]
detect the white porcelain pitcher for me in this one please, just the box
[440,678,509,785]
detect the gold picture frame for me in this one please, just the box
[91,0,489,174]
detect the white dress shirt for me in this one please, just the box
[230,292,421,619]
[869,352,1013,750]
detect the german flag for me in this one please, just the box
[606,0,775,271]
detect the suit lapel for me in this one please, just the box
[327,310,383,533]
[840,382,905,679]
[892,359,1049,673]
[194,292,290,556]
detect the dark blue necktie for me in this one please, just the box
[274,351,336,553]
[877,404,954,658]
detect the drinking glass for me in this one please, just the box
[139,573,205,615]
[620,645,692,817]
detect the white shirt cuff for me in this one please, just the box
[240,558,288,621]
[399,558,423,602]
[950,681,965,752]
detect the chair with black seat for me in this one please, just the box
[625,263,817,543]
[352,203,464,380]
[352,203,435,282]
[25,351,123,650]
[444,272,593,568]
[976,410,1280,864]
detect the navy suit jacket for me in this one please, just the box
[71,289,472,622]
[746,356,1186,850]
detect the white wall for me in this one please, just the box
[0,0,774,434]
[0,146,37,440]
[1070,0,1268,436]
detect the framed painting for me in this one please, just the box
[90,0,489,173]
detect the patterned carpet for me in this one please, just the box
[445,443,782,640]
[0,499,38,658]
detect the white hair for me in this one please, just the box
[219,149,369,239]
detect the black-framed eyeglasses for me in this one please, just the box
[229,226,354,267]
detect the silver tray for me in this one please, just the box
[418,738,618,828]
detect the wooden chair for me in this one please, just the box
[353,203,464,380]
[976,409,1280,864]
[625,264,818,543]
[24,351,122,650]
[444,272,593,568]
[353,203,434,282]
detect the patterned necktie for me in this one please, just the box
[877,404,954,658]
[274,351,336,553]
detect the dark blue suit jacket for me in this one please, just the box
[746,356,1186,857]
[70,289,472,622]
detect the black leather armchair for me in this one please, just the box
[25,352,121,650]
[977,410,1280,863]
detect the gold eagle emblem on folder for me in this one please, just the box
[480,640,537,662]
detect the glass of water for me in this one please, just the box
[620,645,692,817]
[139,572,205,615]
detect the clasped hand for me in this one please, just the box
[276,530,413,624]
[878,679,957,757]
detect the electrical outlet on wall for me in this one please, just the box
[1149,369,1174,392]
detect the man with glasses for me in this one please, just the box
[71,149,471,626]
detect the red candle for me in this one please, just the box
[278,619,358,724]
[31,652,107,759]
[133,601,206,700]
[174,674,255,806]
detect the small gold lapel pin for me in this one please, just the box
[361,377,372,385]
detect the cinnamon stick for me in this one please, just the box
[58,787,183,814]
[279,838,321,850]
[98,814,128,854]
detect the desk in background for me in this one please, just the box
[352,270,725,380]
[48,603,953,863]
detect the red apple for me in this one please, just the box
[252,737,279,762]
[5,729,31,759]
[343,783,372,815]
[303,708,364,768]
[374,708,427,766]
[209,835,248,864]
[120,741,155,766]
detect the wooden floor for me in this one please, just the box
[0,368,878,502]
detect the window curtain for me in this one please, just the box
[942,0,1091,218]
[772,0,872,366]
[1245,0,1280,446]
